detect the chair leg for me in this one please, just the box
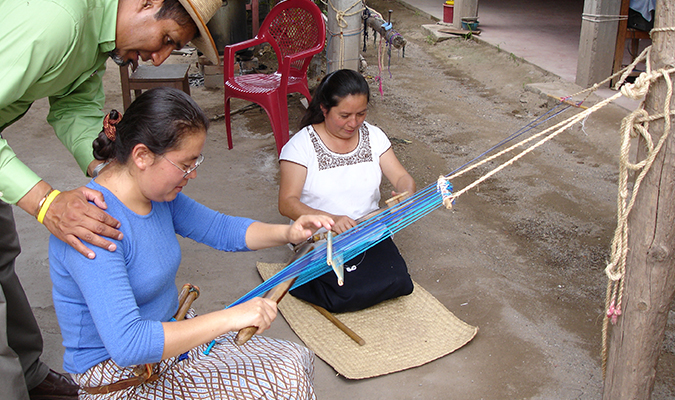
[269,109,287,156]
[272,98,290,155]
[298,83,312,103]
[225,97,234,150]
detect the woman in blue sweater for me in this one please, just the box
[49,87,333,399]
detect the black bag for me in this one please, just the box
[290,237,414,313]
[628,8,654,32]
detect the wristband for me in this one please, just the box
[37,190,61,224]
[34,189,53,218]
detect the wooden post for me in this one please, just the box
[602,2,675,399]
[576,0,622,88]
[365,15,406,49]
[452,0,478,30]
[326,0,361,73]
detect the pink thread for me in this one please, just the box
[607,301,622,325]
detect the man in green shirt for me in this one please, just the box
[0,0,221,398]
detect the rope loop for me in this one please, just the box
[620,71,652,99]
[328,0,365,28]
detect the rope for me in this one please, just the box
[206,30,675,363]
[326,26,363,70]
[600,44,675,375]
[328,0,364,28]
[373,26,401,97]
[443,90,623,203]
[581,13,628,23]
[326,0,365,70]
[376,36,386,96]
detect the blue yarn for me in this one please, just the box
[227,102,573,306]
[203,184,448,355]
[203,101,574,355]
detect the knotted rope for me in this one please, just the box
[326,0,365,70]
[601,41,675,375]
[328,0,364,28]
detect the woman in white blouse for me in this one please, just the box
[278,69,416,313]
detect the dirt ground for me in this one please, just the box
[6,0,675,398]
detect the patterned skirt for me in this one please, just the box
[72,332,316,399]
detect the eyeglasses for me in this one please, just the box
[164,153,204,178]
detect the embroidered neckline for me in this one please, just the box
[309,125,373,171]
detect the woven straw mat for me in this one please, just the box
[257,262,478,379]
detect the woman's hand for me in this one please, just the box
[331,215,357,234]
[228,297,279,334]
[162,297,279,359]
[287,214,335,243]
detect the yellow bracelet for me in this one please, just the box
[34,189,53,218]
[37,190,61,224]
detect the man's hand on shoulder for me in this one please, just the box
[18,182,123,259]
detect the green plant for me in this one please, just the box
[425,35,435,44]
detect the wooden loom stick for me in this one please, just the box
[174,284,200,321]
[309,303,366,346]
[326,231,344,286]
[546,94,589,109]
[129,284,199,387]
[385,191,410,208]
[234,242,315,345]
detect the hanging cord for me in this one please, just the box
[326,27,363,70]
[364,5,404,96]
[601,42,675,376]
[375,36,385,97]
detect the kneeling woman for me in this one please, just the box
[279,69,416,313]
[49,87,333,399]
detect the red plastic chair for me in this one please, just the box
[223,0,326,155]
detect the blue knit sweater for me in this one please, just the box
[49,180,255,374]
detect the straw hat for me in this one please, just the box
[178,0,222,65]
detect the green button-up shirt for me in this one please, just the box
[0,0,117,204]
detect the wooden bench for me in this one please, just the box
[119,61,191,110]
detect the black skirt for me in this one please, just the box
[290,237,414,313]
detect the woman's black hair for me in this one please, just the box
[93,87,209,163]
[299,69,370,129]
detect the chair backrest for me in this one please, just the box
[258,0,326,73]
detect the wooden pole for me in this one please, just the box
[452,0,478,30]
[365,15,406,49]
[326,0,362,73]
[602,2,675,399]
[576,0,622,88]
